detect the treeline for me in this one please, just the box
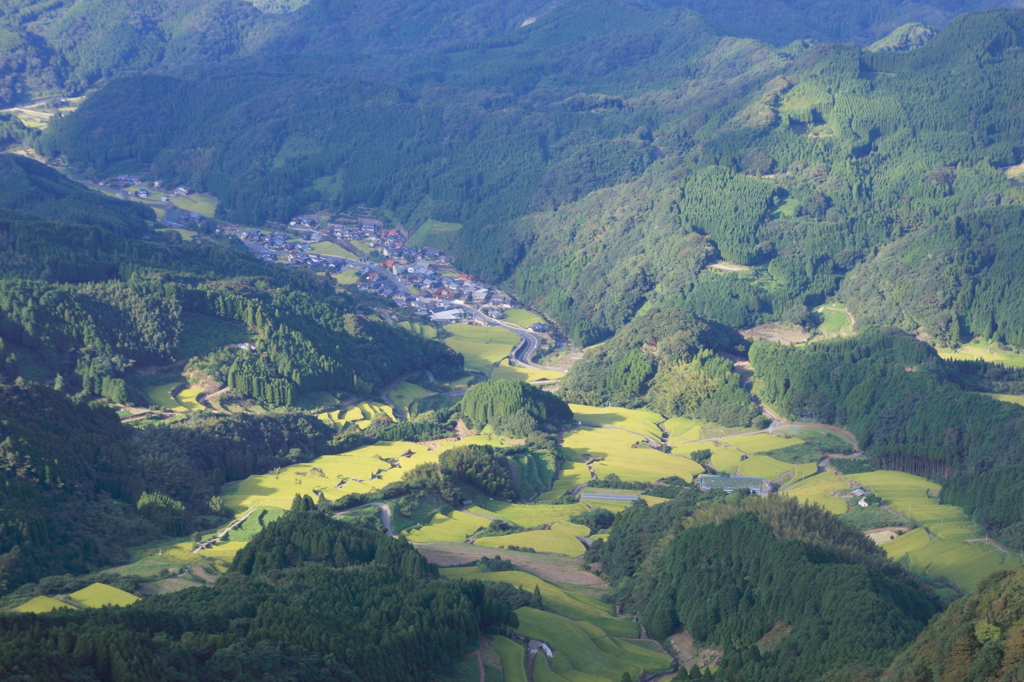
[0,506,519,682]
[560,309,762,427]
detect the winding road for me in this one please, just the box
[333,502,396,537]
[453,303,565,373]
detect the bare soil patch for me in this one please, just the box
[741,323,810,345]
[418,543,608,587]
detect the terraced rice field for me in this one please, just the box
[722,433,804,454]
[403,511,484,543]
[782,472,849,513]
[146,382,204,412]
[470,502,590,526]
[222,441,456,514]
[443,324,520,374]
[536,461,592,501]
[847,470,1021,591]
[317,401,395,430]
[564,427,704,483]
[568,405,664,440]
[491,359,564,382]
[663,416,703,444]
[467,571,620,628]
[69,583,140,608]
[397,321,438,339]
[388,381,433,413]
[516,609,639,680]
[13,596,73,613]
[708,448,743,474]
[491,636,528,682]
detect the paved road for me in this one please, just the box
[453,303,565,373]
[333,502,395,537]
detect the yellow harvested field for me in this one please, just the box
[474,529,586,556]
[69,583,140,608]
[663,416,703,444]
[176,388,205,411]
[569,404,663,440]
[223,441,459,514]
[491,359,565,382]
[564,427,704,483]
[782,472,848,514]
[443,324,520,374]
[14,596,74,613]
[404,511,484,543]
[722,433,804,454]
[317,401,395,430]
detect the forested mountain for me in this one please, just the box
[589,494,940,682]
[29,5,1024,346]
[881,565,1024,682]
[0,154,462,406]
[0,506,519,681]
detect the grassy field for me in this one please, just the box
[504,309,544,328]
[169,193,218,218]
[317,401,395,430]
[475,529,587,556]
[536,460,592,501]
[388,381,433,413]
[515,608,644,682]
[69,583,140,608]
[663,416,703,444]
[310,241,357,258]
[443,324,520,374]
[13,596,74,613]
[568,405,664,440]
[409,219,462,249]
[782,472,849,513]
[491,359,564,382]
[145,382,205,412]
[397,321,438,339]
[563,427,704,483]
[403,511,484,543]
[814,305,852,336]
[491,635,528,682]
[986,393,1024,406]
[722,433,805,454]
[333,270,360,285]
[937,340,1024,368]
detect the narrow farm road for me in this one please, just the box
[333,502,395,537]
[193,508,259,554]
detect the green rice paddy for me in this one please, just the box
[504,309,544,328]
[491,636,528,682]
[403,511,484,543]
[536,460,592,501]
[443,324,520,374]
[13,596,73,613]
[563,426,704,483]
[145,383,205,412]
[397,321,438,339]
[722,433,805,454]
[388,381,433,413]
[937,340,1024,368]
[310,241,357,258]
[69,583,140,608]
[332,270,360,285]
[474,528,587,556]
[781,472,849,514]
[568,404,664,440]
[663,416,703,444]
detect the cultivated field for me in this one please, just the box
[145,382,205,412]
[474,527,587,557]
[332,270,360,285]
[310,241,357,259]
[663,416,703,444]
[408,219,462,250]
[781,472,849,513]
[504,309,544,328]
[491,636,528,682]
[737,455,812,483]
[813,305,852,336]
[722,433,805,454]
[937,340,1024,368]
[404,511,484,543]
[69,583,140,608]
[170,193,218,218]
[397,321,438,339]
[470,502,589,526]
[563,427,705,483]
[443,324,520,374]
[388,381,433,413]
[317,401,395,430]
[569,404,663,440]
[491,359,564,382]
[13,596,73,613]
[536,460,592,501]
[986,393,1024,406]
